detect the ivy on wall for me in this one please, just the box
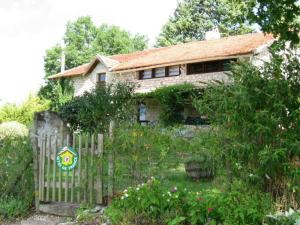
[139,83,203,126]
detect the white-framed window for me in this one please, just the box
[168,65,180,76]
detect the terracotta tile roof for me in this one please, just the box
[111,33,274,72]
[48,32,274,79]
[48,63,90,79]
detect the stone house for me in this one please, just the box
[48,32,274,124]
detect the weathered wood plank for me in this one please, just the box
[97,134,104,204]
[52,136,57,202]
[108,121,115,204]
[65,134,70,202]
[77,135,82,202]
[38,133,43,201]
[58,123,64,202]
[46,135,51,202]
[41,134,47,201]
[71,133,76,203]
[84,134,89,203]
[89,134,95,204]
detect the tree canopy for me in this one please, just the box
[40,16,148,110]
[156,0,253,46]
[233,0,300,44]
[44,16,148,77]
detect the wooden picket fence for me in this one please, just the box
[30,121,115,213]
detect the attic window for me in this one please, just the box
[98,73,106,84]
[187,59,236,75]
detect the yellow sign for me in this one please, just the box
[56,146,78,171]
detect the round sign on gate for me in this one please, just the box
[56,146,78,171]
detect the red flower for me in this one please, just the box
[208,207,213,213]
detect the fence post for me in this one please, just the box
[108,121,115,204]
[30,113,40,212]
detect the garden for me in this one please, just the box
[0,0,300,223]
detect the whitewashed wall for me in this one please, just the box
[72,63,107,96]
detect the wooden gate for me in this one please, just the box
[31,131,106,213]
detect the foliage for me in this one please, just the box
[105,123,221,191]
[0,121,28,140]
[265,209,300,225]
[232,0,300,44]
[185,152,215,172]
[106,178,273,225]
[0,136,34,220]
[0,95,49,126]
[44,16,148,77]
[0,197,32,220]
[38,79,74,111]
[156,0,253,46]
[59,82,135,132]
[193,45,300,208]
[41,16,148,110]
[143,83,202,126]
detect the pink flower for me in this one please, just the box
[171,187,178,193]
[208,207,213,213]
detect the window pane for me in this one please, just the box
[139,104,146,121]
[187,63,204,74]
[206,61,220,73]
[154,67,165,78]
[98,73,106,82]
[169,66,180,76]
[141,69,152,79]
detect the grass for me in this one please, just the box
[159,164,226,192]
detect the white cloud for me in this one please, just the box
[0,0,177,105]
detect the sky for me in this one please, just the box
[0,0,178,105]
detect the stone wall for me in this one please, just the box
[34,111,70,148]
[73,63,107,96]
[110,64,230,94]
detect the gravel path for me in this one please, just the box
[2,214,73,225]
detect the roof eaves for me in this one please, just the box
[110,53,252,73]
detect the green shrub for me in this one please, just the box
[0,196,32,220]
[265,209,300,225]
[0,136,34,219]
[59,82,135,132]
[142,83,202,126]
[0,95,49,126]
[0,121,28,140]
[106,179,273,225]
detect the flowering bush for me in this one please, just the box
[106,179,273,225]
[265,209,300,225]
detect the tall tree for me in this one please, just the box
[43,16,148,77]
[233,0,300,44]
[156,0,253,47]
[40,16,148,110]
